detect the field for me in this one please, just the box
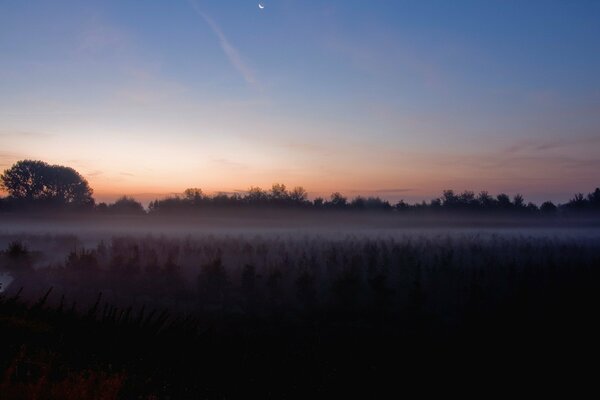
[1,219,600,397]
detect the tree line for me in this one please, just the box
[1,159,599,215]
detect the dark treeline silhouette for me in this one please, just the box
[1,159,600,216]
[96,185,600,218]
[0,160,94,211]
[148,186,600,216]
[95,196,146,215]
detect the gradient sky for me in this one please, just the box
[1,0,599,204]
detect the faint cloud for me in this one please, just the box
[86,170,104,178]
[525,89,560,108]
[347,188,414,194]
[278,140,330,155]
[504,136,600,154]
[120,172,135,177]
[0,151,24,169]
[375,188,414,193]
[0,130,54,139]
[324,31,443,89]
[211,158,247,169]
[430,151,600,174]
[80,21,129,51]
[116,79,186,105]
[188,0,258,87]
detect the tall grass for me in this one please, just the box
[1,231,599,397]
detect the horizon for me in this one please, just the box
[2,158,597,209]
[1,1,599,205]
[72,182,600,207]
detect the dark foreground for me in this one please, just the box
[1,230,599,398]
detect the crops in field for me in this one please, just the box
[2,232,600,317]
[1,231,600,397]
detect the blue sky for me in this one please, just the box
[1,0,599,203]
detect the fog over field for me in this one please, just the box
[2,213,599,303]
[2,214,600,398]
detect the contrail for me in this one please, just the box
[188,0,257,87]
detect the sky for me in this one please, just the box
[1,0,599,204]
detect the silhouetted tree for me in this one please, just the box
[107,196,145,214]
[212,192,235,206]
[526,202,539,213]
[458,191,476,208]
[246,186,269,204]
[429,198,442,210]
[442,190,458,208]
[588,188,600,210]
[85,179,600,217]
[269,183,289,202]
[0,160,94,207]
[396,200,410,211]
[148,197,185,213]
[496,193,512,210]
[513,194,525,209]
[350,196,367,210]
[364,197,392,210]
[540,201,557,214]
[477,191,495,210]
[289,186,308,204]
[184,188,204,205]
[565,192,587,211]
[328,192,347,208]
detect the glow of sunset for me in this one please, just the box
[1,1,599,205]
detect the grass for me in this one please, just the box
[1,231,600,397]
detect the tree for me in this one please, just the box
[365,197,392,210]
[269,183,289,202]
[0,160,94,207]
[496,193,512,209]
[429,198,442,209]
[328,192,347,208]
[566,193,586,211]
[313,197,324,208]
[246,186,268,204]
[184,188,204,205]
[396,200,410,211]
[540,201,557,214]
[513,194,525,209]
[108,196,145,214]
[477,191,495,210]
[441,190,458,208]
[588,188,600,209]
[458,191,476,208]
[289,186,308,203]
[526,202,539,213]
[350,196,366,210]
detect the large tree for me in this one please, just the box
[0,160,94,206]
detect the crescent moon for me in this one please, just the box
[258,3,265,9]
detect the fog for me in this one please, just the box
[2,210,599,236]
[2,212,600,398]
[2,212,600,313]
